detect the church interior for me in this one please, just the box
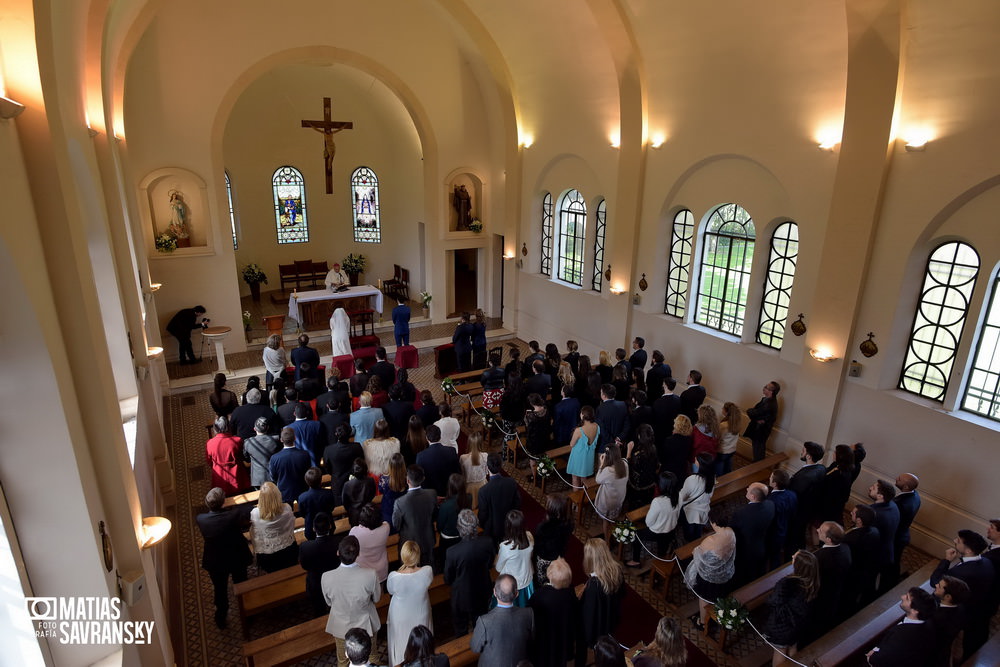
[3,0,1000,665]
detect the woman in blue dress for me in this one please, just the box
[566,405,599,487]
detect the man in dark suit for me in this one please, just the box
[595,384,628,452]
[730,482,776,586]
[477,453,521,546]
[289,402,326,466]
[195,487,252,628]
[298,467,337,540]
[230,388,275,440]
[452,312,475,372]
[679,370,706,423]
[745,381,780,462]
[868,478,901,593]
[788,441,827,552]
[276,388,300,426]
[866,587,937,666]
[415,424,460,496]
[392,465,438,567]
[323,424,364,504]
[165,304,207,364]
[613,348,632,384]
[391,297,411,347]
[269,427,312,503]
[843,504,882,610]
[523,360,552,404]
[930,529,996,660]
[472,574,534,667]
[445,509,496,636]
[349,359,370,398]
[644,350,672,404]
[628,337,647,373]
[319,396,352,445]
[814,521,852,634]
[767,469,797,569]
[892,472,921,585]
[290,334,320,381]
[382,384,416,444]
[651,376,681,444]
[315,372,350,418]
[294,365,323,400]
[299,512,342,614]
[369,347,396,391]
[931,575,968,667]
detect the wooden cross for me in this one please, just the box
[300,97,353,194]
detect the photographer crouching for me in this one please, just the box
[166,305,209,365]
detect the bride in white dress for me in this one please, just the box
[330,307,352,357]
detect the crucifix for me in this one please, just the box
[300,97,353,194]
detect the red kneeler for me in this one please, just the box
[331,355,355,379]
[395,345,419,369]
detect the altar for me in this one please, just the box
[287,285,384,330]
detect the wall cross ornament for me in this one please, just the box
[300,97,354,194]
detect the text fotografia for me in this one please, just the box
[26,597,155,645]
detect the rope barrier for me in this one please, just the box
[446,385,809,665]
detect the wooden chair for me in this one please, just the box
[347,309,379,348]
[262,315,285,343]
[383,264,402,296]
[395,267,410,301]
[488,344,503,364]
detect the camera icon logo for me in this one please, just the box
[26,597,57,621]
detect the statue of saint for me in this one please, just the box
[453,184,472,229]
[168,191,190,240]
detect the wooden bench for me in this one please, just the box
[567,478,601,524]
[504,425,527,467]
[962,633,1000,667]
[242,573,449,667]
[710,452,788,501]
[235,566,309,639]
[279,259,328,293]
[538,444,572,493]
[704,562,794,651]
[796,559,938,667]
[437,633,476,667]
[648,532,706,595]
[223,474,335,509]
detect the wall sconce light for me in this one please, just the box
[609,131,621,149]
[146,346,163,358]
[809,347,838,363]
[503,251,515,261]
[140,516,172,549]
[649,133,665,149]
[0,95,26,120]
[609,284,626,295]
[519,134,533,149]
[904,140,927,152]
[815,126,841,151]
[902,127,932,152]
[149,282,162,292]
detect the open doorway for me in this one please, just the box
[450,248,478,317]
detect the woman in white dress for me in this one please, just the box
[494,509,535,605]
[386,541,434,667]
[459,430,489,508]
[363,418,401,477]
[330,307,352,358]
[594,442,629,540]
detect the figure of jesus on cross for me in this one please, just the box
[301,97,353,194]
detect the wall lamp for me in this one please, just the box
[0,95,26,120]
[140,517,172,549]
[609,284,626,295]
[809,348,838,363]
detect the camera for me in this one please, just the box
[201,317,210,329]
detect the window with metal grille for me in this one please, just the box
[964,273,1000,419]
[557,189,586,286]
[756,221,799,349]
[225,170,238,250]
[664,209,694,317]
[541,192,553,276]
[592,199,607,291]
[695,203,756,336]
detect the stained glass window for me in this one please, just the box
[695,203,756,336]
[351,166,380,243]
[225,170,238,250]
[557,189,586,286]
[592,199,607,292]
[756,221,799,349]
[272,166,308,244]
[964,273,1000,419]
[541,192,553,276]
[664,209,695,317]
[899,241,980,401]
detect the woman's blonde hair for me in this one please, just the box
[400,540,421,568]
[266,334,282,350]
[672,414,693,436]
[257,482,284,521]
[599,350,611,367]
[547,557,572,589]
[583,538,623,595]
[467,429,484,467]
[697,404,720,438]
[359,391,373,408]
[722,402,745,435]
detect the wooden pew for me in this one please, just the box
[437,633,477,667]
[962,633,1000,667]
[222,474,335,509]
[504,425,527,467]
[538,444,572,493]
[242,574,449,667]
[704,563,794,651]
[710,452,787,501]
[647,533,707,595]
[795,559,938,667]
[567,478,601,524]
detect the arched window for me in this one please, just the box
[225,170,238,250]
[351,166,380,243]
[898,241,980,401]
[964,273,1000,419]
[592,199,607,292]
[695,203,755,336]
[540,192,553,276]
[756,221,799,349]
[664,209,695,317]
[557,189,586,286]
[272,166,308,244]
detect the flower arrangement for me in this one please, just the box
[419,291,432,307]
[342,253,367,275]
[242,310,253,330]
[242,263,268,285]
[476,410,496,431]
[155,233,178,253]
[611,520,637,544]
[469,217,483,233]
[714,596,749,631]
[441,378,456,396]
[536,456,555,478]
